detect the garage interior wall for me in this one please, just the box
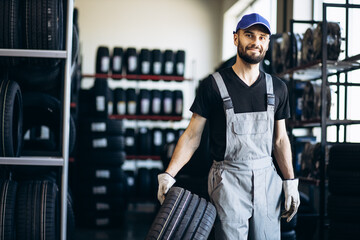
[74,0,223,82]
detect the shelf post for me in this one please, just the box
[60,0,74,240]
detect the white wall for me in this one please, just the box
[75,0,222,81]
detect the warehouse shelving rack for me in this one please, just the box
[278,2,360,240]
[0,0,74,239]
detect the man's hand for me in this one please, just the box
[157,172,176,205]
[282,179,300,222]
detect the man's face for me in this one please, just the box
[235,25,270,64]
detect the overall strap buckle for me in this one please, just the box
[267,94,275,111]
[223,97,233,109]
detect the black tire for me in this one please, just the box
[124,128,136,155]
[136,168,151,199]
[328,144,360,171]
[138,127,152,155]
[79,118,124,135]
[16,180,59,240]
[78,135,125,151]
[281,230,296,240]
[328,170,360,195]
[0,180,17,240]
[96,46,110,74]
[76,196,127,214]
[281,212,298,231]
[0,0,21,66]
[327,195,360,220]
[125,48,138,75]
[113,88,126,115]
[23,0,64,66]
[78,150,126,166]
[329,220,360,240]
[78,166,126,182]
[111,47,123,75]
[0,79,23,157]
[9,62,61,92]
[22,92,76,155]
[175,50,185,76]
[78,182,127,197]
[145,187,216,240]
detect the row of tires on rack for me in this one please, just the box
[291,80,331,121]
[0,178,75,240]
[266,21,341,74]
[96,46,186,76]
[79,79,184,118]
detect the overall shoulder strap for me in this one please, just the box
[212,72,233,110]
[265,73,275,111]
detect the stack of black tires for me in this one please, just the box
[75,77,128,228]
[0,0,80,239]
[327,144,360,239]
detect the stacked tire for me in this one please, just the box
[76,79,128,227]
[327,144,360,240]
[146,187,216,240]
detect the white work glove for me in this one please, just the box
[157,172,176,205]
[282,179,300,222]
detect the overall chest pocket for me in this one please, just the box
[232,112,268,135]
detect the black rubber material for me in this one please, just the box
[23,0,64,66]
[76,212,124,228]
[78,166,126,182]
[146,187,216,240]
[16,180,59,240]
[111,47,123,75]
[126,88,137,115]
[79,135,125,151]
[92,78,109,118]
[78,182,127,197]
[9,62,61,92]
[152,128,163,156]
[163,50,174,75]
[328,195,360,220]
[124,170,136,197]
[0,180,17,240]
[0,0,21,66]
[22,92,76,155]
[79,118,124,135]
[328,144,360,171]
[139,49,151,75]
[329,220,360,240]
[281,230,296,240]
[138,127,152,155]
[175,50,185,76]
[136,168,151,199]
[125,48,138,74]
[173,90,183,116]
[77,197,127,214]
[0,79,23,157]
[138,89,151,115]
[281,211,297,231]
[78,150,126,166]
[151,90,162,115]
[295,192,317,240]
[162,90,173,115]
[113,88,126,115]
[328,170,360,195]
[124,128,136,155]
[151,49,162,75]
[96,46,110,74]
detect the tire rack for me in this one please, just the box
[278,3,360,240]
[0,1,74,240]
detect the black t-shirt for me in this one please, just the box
[190,67,290,161]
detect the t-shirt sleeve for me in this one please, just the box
[275,78,291,120]
[190,75,213,119]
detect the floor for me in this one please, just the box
[75,203,158,240]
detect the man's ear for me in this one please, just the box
[234,33,238,46]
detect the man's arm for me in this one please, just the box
[273,119,294,179]
[165,113,207,177]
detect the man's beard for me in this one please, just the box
[237,39,266,64]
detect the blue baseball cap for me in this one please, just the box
[233,13,271,35]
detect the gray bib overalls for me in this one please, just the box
[208,72,282,240]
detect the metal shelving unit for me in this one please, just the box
[0,1,74,240]
[282,2,360,240]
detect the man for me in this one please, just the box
[157,13,300,239]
